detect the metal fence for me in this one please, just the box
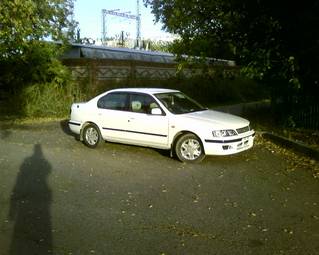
[294,103,319,130]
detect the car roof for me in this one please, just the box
[107,88,180,95]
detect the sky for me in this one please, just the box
[73,0,172,42]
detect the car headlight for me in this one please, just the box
[212,129,237,137]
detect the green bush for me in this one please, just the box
[1,42,85,118]
[20,80,80,117]
[159,75,267,107]
[19,56,84,117]
[75,73,267,109]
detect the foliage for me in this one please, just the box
[18,80,81,118]
[144,0,319,106]
[0,0,76,88]
[1,42,80,117]
[0,0,76,60]
[144,0,237,59]
[164,75,266,107]
[142,39,172,52]
[0,0,77,117]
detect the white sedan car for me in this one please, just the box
[69,88,255,162]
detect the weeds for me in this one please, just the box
[20,81,81,117]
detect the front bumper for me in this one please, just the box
[203,131,255,155]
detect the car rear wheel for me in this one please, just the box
[83,124,102,148]
[175,133,205,163]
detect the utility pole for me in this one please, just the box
[101,1,141,47]
[136,0,141,48]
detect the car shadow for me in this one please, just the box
[59,119,176,160]
[154,148,173,159]
[0,121,12,139]
[59,119,80,141]
[0,128,11,140]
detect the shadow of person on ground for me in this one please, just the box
[8,144,53,255]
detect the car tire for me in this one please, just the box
[175,133,205,163]
[82,124,102,148]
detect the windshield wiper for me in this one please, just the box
[188,108,208,113]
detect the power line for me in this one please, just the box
[101,0,141,47]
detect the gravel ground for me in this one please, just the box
[0,121,318,255]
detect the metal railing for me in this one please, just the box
[294,103,319,130]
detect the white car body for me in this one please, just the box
[69,88,255,161]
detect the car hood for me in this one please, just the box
[180,110,249,129]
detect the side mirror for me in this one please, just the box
[151,108,162,115]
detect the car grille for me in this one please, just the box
[236,126,250,134]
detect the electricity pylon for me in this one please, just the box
[101,0,141,47]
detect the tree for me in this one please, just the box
[144,0,319,105]
[0,0,76,60]
[0,0,77,117]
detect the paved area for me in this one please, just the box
[0,121,318,255]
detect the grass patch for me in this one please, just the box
[2,81,83,119]
[242,105,319,150]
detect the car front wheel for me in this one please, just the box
[83,124,102,148]
[175,133,205,163]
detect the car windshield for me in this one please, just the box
[155,92,207,114]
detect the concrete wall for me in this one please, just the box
[62,58,238,96]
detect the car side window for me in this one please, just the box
[129,93,160,114]
[97,92,128,111]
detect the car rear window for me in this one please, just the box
[97,92,128,111]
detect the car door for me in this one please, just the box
[125,93,169,148]
[96,92,132,141]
